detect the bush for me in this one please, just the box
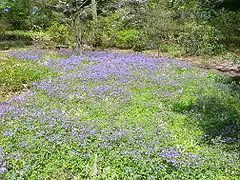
[211,10,240,50]
[47,22,73,46]
[133,2,231,56]
[177,22,224,55]
[29,31,51,47]
[116,29,138,49]
[0,31,33,50]
[0,32,33,42]
[139,5,184,52]
[87,11,126,48]
[132,31,147,52]
[159,44,184,57]
[0,41,29,50]
[0,20,11,35]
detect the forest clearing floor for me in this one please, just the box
[0,48,239,179]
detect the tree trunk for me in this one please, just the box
[72,14,83,54]
[92,0,97,20]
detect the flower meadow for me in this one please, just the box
[1,50,240,179]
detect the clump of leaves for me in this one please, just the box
[47,21,73,46]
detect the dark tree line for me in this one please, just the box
[0,0,239,55]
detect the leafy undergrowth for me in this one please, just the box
[0,51,60,101]
[0,50,239,179]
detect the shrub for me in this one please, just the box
[47,22,73,46]
[132,31,147,52]
[0,31,32,42]
[139,5,184,52]
[29,31,51,47]
[116,29,138,49]
[0,41,28,50]
[159,44,184,57]
[0,21,9,35]
[210,10,240,50]
[177,22,224,55]
[0,31,33,50]
[87,11,126,48]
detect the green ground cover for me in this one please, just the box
[0,49,239,179]
[0,51,59,101]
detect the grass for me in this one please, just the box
[0,49,239,179]
[0,54,58,101]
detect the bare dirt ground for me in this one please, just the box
[143,49,240,78]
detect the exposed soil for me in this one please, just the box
[184,56,240,82]
[143,49,240,80]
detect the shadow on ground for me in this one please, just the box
[173,88,240,150]
[0,34,33,50]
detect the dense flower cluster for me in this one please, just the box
[1,50,239,179]
[8,50,46,61]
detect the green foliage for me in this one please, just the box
[0,41,29,50]
[29,31,52,47]
[0,0,31,30]
[47,22,73,46]
[1,50,240,178]
[141,6,180,49]
[0,31,33,41]
[178,22,224,55]
[0,20,11,35]
[138,2,227,56]
[1,0,240,58]
[88,11,126,48]
[0,31,33,50]
[159,44,184,57]
[0,56,57,101]
[211,10,240,50]
[116,29,138,49]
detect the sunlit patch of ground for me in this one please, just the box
[0,49,239,179]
